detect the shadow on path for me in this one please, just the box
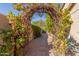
[25,33,53,56]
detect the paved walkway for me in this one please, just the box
[26,33,54,56]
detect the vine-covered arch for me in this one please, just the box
[0,3,74,56]
[21,4,61,41]
[20,4,72,55]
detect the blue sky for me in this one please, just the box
[0,3,20,15]
[32,12,46,21]
[0,3,46,21]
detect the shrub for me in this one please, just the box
[0,28,13,55]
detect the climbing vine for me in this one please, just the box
[52,9,73,55]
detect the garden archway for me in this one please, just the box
[20,4,72,55]
[21,4,61,41]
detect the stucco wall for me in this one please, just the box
[70,4,79,43]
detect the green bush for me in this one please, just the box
[0,28,13,55]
